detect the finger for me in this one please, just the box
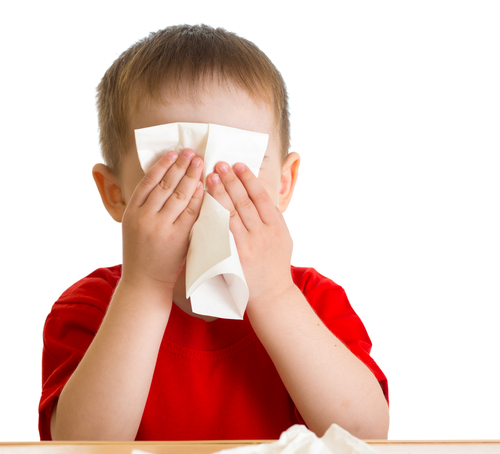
[174,180,205,230]
[215,161,260,230]
[233,163,277,225]
[144,149,197,213]
[206,172,235,212]
[130,151,179,208]
[160,155,204,220]
[206,172,247,237]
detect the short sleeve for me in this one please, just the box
[291,266,389,404]
[38,266,121,440]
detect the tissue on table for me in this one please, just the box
[214,424,381,454]
[135,122,268,320]
[130,424,380,454]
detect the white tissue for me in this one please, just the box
[130,424,380,454]
[135,122,268,319]
[214,424,381,454]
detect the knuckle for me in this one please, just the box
[212,180,226,194]
[184,203,197,217]
[236,196,253,210]
[158,178,175,193]
[223,172,238,185]
[172,188,187,202]
[174,156,189,169]
[141,174,156,188]
[183,172,199,185]
[254,189,269,205]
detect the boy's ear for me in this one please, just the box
[92,163,126,223]
[278,152,300,213]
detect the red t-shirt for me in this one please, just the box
[39,265,388,440]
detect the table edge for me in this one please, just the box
[1,440,500,446]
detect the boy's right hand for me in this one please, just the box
[121,149,204,295]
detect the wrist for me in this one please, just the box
[246,278,298,315]
[120,265,177,292]
[115,275,174,310]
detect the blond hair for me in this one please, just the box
[96,24,290,175]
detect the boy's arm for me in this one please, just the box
[51,150,204,440]
[206,163,389,440]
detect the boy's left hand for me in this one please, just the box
[206,162,295,307]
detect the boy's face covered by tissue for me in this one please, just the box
[119,83,283,209]
[117,83,287,320]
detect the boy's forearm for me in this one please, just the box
[51,280,172,441]
[246,286,390,440]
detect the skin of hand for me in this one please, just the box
[206,162,295,307]
[120,148,205,292]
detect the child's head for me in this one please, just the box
[93,24,299,220]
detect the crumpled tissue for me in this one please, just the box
[131,424,380,454]
[213,424,381,454]
[135,122,268,320]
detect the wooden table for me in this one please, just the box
[0,440,499,454]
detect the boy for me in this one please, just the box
[39,24,389,441]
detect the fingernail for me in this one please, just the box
[218,163,229,173]
[191,158,201,168]
[182,149,194,158]
[234,163,246,173]
[211,173,220,183]
[167,151,178,160]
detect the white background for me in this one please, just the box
[1,0,499,442]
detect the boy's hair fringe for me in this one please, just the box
[96,24,291,175]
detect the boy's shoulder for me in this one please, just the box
[291,266,343,290]
[291,265,373,350]
[55,265,122,313]
[291,266,349,307]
